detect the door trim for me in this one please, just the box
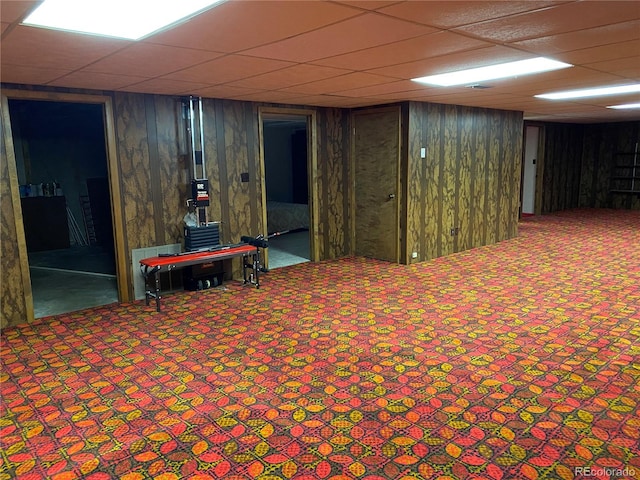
[351,105,402,263]
[257,106,318,263]
[2,89,129,321]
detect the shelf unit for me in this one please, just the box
[610,142,640,196]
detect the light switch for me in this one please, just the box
[420,147,426,159]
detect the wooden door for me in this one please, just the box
[353,107,400,262]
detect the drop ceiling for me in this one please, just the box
[1,0,639,123]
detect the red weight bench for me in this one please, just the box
[140,244,260,312]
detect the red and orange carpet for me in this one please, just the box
[1,209,639,479]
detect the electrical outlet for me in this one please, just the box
[412,251,418,259]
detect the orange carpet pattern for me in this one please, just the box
[1,209,639,480]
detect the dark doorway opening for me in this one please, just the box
[9,99,118,317]
[263,117,310,269]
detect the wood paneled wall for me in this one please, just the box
[539,123,584,213]
[539,120,640,212]
[405,102,523,264]
[113,95,351,298]
[316,108,352,260]
[1,85,352,326]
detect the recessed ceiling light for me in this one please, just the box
[536,84,640,100]
[607,102,640,110]
[411,57,572,87]
[22,0,223,40]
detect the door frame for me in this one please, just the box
[2,89,128,323]
[351,105,402,263]
[257,106,318,263]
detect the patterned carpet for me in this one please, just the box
[1,209,639,479]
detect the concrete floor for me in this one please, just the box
[30,267,118,318]
[28,246,118,318]
[267,230,310,269]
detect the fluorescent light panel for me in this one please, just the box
[22,0,222,40]
[536,84,640,100]
[411,57,573,87]
[607,103,640,110]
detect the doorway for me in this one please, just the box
[353,107,401,262]
[522,125,541,216]
[7,97,120,318]
[259,109,317,270]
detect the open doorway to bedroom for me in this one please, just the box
[260,110,315,269]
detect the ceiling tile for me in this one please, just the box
[161,55,294,85]
[232,64,353,90]
[1,64,71,85]
[378,1,563,28]
[83,44,225,78]
[312,31,491,71]
[558,40,640,66]
[368,45,529,80]
[279,72,396,95]
[512,20,640,56]
[242,13,435,63]
[585,56,640,79]
[334,1,399,11]
[48,71,147,90]
[0,1,39,23]
[122,78,213,96]
[229,90,312,104]
[1,25,130,70]
[480,67,623,95]
[146,1,362,53]
[187,85,266,99]
[332,80,427,97]
[454,2,640,43]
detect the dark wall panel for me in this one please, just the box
[406,102,523,263]
[113,92,156,251]
[541,121,639,212]
[457,106,473,253]
[406,104,424,262]
[155,95,188,247]
[317,107,351,260]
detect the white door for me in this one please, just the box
[522,125,539,214]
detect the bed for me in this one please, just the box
[267,201,309,234]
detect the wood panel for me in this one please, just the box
[440,105,457,258]
[154,95,186,246]
[406,103,424,263]
[485,110,501,246]
[317,108,350,260]
[202,99,221,224]
[456,107,473,252]
[424,103,442,260]
[506,111,523,239]
[472,110,488,247]
[406,102,523,264]
[113,92,155,250]
[540,121,640,212]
